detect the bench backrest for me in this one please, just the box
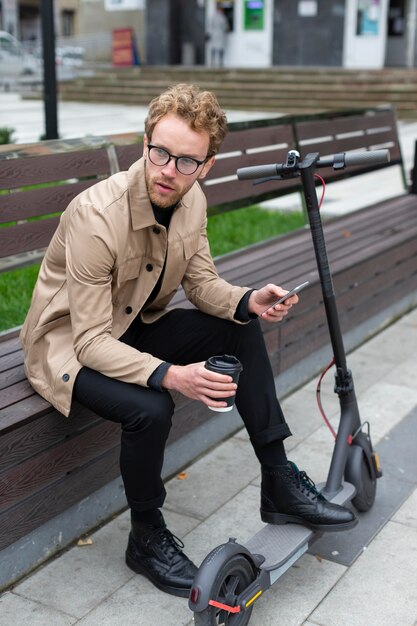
[0,106,404,269]
[0,136,142,264]
[293,108,404,182]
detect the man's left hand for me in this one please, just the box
[248,284,299,322]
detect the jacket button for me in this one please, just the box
[125,306,133,314]
[62,373,70,382]
[146,263,153,272]
[153,226,161,234]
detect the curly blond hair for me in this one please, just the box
[144,83,228,157]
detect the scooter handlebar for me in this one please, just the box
[236,163,281,180]
[236,149,390,180]
[342,149,390,167]
[318,149,390,168]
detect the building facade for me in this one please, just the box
[1,0,416,68]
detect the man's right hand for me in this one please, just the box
[162,362,237,410]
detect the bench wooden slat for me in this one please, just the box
[222,123,293,150]
[0,444,120,551]
[0,180,96,224]
[0,420,120,513]
[116,144,142,171]
[0,364,27,391]
[336,252,417,333]
[0,379,39,410]
[0,336,21,356]
[336,235,417,292]
[0,394,52,434]
[0,404,101,473]
[0,149,111,190]
[0,347,22,372]
[295,110,399,142]
[0,334,21,359]
[0,216,60,257]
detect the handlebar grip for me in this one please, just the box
[344,149,390,167]
[236,164,280,180]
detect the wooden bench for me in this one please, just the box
[1,105,416,589]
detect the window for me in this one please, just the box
[387,0,405,37]
[62,10,75,37]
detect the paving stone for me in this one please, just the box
[76,576,192,626]
[163,508,202,539]
[163,437,260,521]
[386,354,417,390]
[392,487,417,529]
[359,319,417,364]
[341,349,397,396]
[356,381,417,443]
[250,553,346,626]
[182,484,263,567]
[13,514,135,619]
[0,591,77,625]
[310,521,417,626]
[402,307,417,325]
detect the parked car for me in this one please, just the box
[0,31,39,76]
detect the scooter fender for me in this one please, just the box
[188,538,258,613]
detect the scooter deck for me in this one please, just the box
[244,481,355,579]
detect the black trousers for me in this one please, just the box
[73,309,291,513]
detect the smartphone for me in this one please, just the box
[260,280,310,316]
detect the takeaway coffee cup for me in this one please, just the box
[204,355,243,412]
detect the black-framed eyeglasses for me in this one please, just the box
[147,144,208,175]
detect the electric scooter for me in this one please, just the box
[189,148,385,625]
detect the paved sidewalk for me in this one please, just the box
[0,92,279,145]
[1,307,416,626]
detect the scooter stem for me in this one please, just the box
[299,154,361,495]
[299,154,347,370]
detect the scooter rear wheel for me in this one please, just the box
[194,554,255,626]
[345,442,377,512]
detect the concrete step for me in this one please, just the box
[37,67,417,119]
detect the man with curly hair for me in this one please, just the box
[21,84,357,598]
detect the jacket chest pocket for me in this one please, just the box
[182,233,200,260]
[115,257,142,286]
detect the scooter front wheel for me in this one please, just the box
[194,554,255,626]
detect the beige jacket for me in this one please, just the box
[20,158,250,416]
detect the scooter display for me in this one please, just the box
[189,148,385,626]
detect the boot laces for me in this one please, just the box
[144,527,185,555]
[295,470,321,499]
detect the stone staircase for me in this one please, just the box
[54,66,417,119]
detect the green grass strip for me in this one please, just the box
[0,263,41,331]
[207,206,304,257]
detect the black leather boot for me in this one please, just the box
[261,461,358,531]
[125,512,197,597]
